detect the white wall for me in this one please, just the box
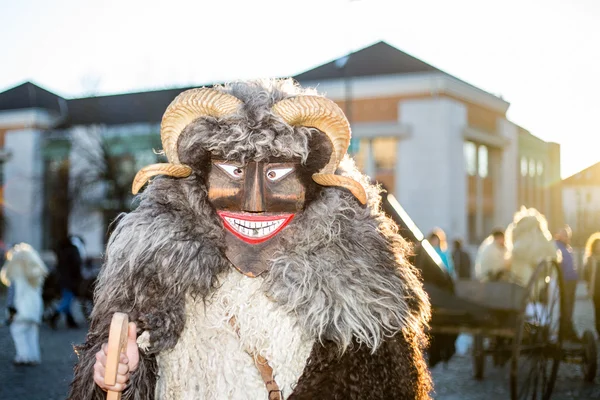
[397,97,468,241]
[3,129,44,249]
[496,119,519,227]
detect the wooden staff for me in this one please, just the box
[105,313,129,400]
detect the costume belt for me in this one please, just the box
[229,316,282,400]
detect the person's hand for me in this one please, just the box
[93,322,139,392]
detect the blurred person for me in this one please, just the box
[505,207,558,287]
[503,208,560,341]
[475,229,510,281]
[452,238,472,279]
[555,225,579,340]
[429,228,454,278]
[70,235,87,263]
[49,235,83,329]
[1,243,48,365]
[583,232,600,337]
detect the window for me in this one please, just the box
[464,142,477,176]
[354,137,397,192]
[529,159,536,177]
[478,145,488,178]
[537,161,544,176]
[521,157,528,177]
[372,137,397,171]
[134,150,159,171]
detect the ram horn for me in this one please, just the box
[272,96,367,204]
[132,163,192,195]
[272,96,350,174]
[312,173,367,205]
[161,88,242,164]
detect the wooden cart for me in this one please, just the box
[431,259,597,400]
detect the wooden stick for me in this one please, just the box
[105,312,129,400]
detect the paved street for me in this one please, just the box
[0,318,86,399]
[431,283,600,400]
[1,285,599,399]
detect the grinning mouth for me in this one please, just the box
[218,211,294,244]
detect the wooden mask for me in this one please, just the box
[207,159,307,277]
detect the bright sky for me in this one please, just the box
[1,0,598,178]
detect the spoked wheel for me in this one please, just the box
[510,260,564,400]
[581,330,597,382]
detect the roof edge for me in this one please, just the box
[298,71,510,114]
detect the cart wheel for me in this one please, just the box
[510,260,563,400]
[582,330,597,382]
[473,334,485,380]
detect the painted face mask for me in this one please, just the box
[131,88,367,277]
[207,159,306,277]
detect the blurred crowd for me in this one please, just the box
[426,214,600,343]
[3,207,600,369]
[1,235,99,366]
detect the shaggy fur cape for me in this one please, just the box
[505,207,558,286]
[68,80,432,399]
[1,243,48,323]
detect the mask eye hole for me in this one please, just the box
[266,167,293,182]
[217,163,244,178]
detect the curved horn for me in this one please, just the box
[161,88,242,164]
[132,163,192,195]
[273,96,367,205]
[312,173,367,205]
[272,96,350,174]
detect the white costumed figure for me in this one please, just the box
[1,243,48,365]
[505,207,558,287]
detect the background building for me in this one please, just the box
[0,41,562,256]
[562,162,600,248]
[296,41,562,245]
[517,127,563,233]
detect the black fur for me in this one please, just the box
[290,332,430,400]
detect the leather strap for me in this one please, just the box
[229,316,282,400]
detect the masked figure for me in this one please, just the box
[68,79,431,399]
[505,207,558,286]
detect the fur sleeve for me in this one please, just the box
[68,177,231,399]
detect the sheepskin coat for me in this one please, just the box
[68,80,432,400]
[506,208,558,286]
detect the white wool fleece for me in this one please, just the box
[153,270,314,400]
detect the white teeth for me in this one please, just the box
[223,216,286,238]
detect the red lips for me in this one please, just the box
[218,211,295,244]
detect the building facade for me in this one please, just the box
[517,128,563,233]
[562,162,600,247]
[296,42,561,245]
[0,41,562,256]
